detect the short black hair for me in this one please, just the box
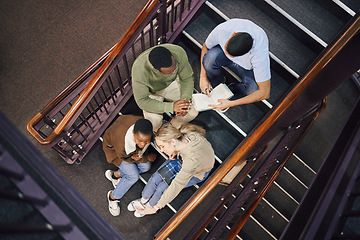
[226,32,253,56]
[134,119,153,135]
[149,46,173,70]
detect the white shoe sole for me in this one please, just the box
[127,199,145,212]
[105,170,120,188]
[107,191,120,216]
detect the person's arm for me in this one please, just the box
[199,43,212,96]
[209,79,271,110]
[177,49,195,101]
[132,71,174,114]
[156,166,193,209]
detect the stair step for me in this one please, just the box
[240,215,278,240]
[285,154,316,187]
[195,110,245,160]
[251,199,288,238]
[268,0,346,45]
[335,0,360,15]
[275,168,308,203]
[207,0,318,75]
[263,181,299,220]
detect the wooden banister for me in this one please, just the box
[26,46,115,145]
[155,13,360,240]
[26,0,160,145]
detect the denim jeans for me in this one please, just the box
[112,160,151,199]
[202,45,258,99]
[142,159,211,207]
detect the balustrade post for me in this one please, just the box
[156,0,168,44]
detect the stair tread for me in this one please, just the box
[207,0,318,75]
[271,0,346,44]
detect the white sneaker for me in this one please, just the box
[134,211,145,218]
[107,190,120,216]
[105,170,121,188]
[134,202,151,218]
[127,199,145,212]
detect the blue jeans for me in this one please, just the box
[202,45,258,99]
[141,159,211,207]
[112,161,151,199]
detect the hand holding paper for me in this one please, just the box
[192,83,233,111]
[209,98,233,110]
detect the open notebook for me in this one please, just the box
[192,83,234,111]
[138,143,150,157]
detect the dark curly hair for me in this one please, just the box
[226,32,253,56]
[149,46,173,70]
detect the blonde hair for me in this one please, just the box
[155,123,205,143]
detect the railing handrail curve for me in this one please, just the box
[26,46,115,145]
[155,13,360,240]
[26,0,160,145]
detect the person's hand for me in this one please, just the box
[174,99,191,116]
[209,99,232,111]
[168,153,177,160]
[135,204,158,215]
[131,154,141,161]
[199,76,212,96]
[146,152,157,162]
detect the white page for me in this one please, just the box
[192,84,233,111]
[192,93,214,111]
[210,84,233,103]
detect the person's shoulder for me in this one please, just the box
[186,132,207,147]
[133,47,153,65]
[114,114,143,126]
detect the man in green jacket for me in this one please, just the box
[131,44,198,131]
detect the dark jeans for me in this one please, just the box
[202,45,258,99]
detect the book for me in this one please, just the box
[192,83,234,111]
[138,143,150,157]
[157,158,182,186]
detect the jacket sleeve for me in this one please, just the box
[132,65,174,114]
[156,163,194,209]
[177,49,195,100]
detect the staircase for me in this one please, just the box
[160,0,360,239]
[21,0,360,239]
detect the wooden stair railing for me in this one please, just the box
[155,12,360,239]
[26,0,160,145]
[280,97,360,240]
[26,45,115,146]
[26,0,206,164]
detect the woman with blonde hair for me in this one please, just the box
[127,122,215,217]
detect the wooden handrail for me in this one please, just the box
[155,13,360,240]
[26,46,114,145]
[26,0,159,145]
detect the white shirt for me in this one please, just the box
[205,19,271,82]
[124,124,136,155]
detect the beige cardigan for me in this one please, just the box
[157,132,215,209]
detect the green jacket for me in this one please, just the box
[131,44,194,114]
